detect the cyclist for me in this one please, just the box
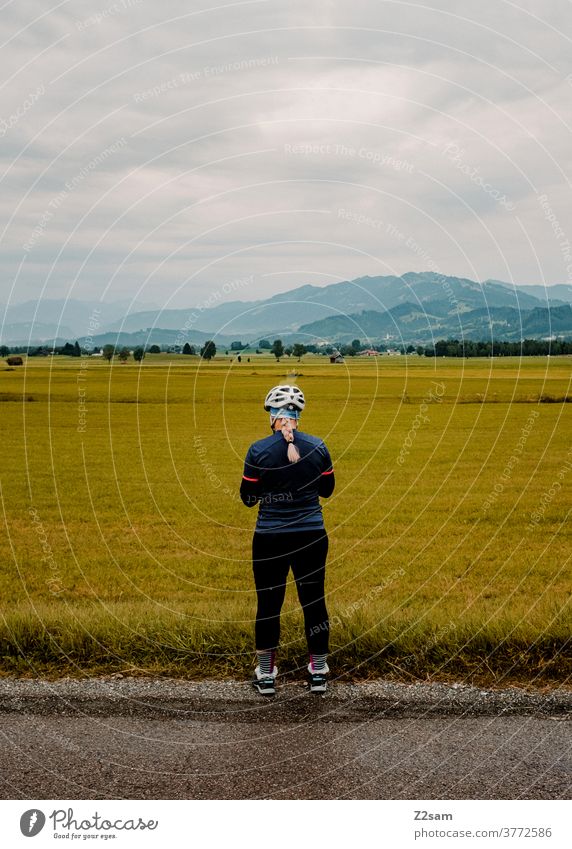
[240,385,335,695]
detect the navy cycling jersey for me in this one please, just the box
[240,430,335,533]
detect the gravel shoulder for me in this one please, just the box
[0,677,570,720]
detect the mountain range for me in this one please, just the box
[297,301,572,345]
[2,273,572,346]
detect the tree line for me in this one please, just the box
[419,338,572,357]
[3,336,572,362]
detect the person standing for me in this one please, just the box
[240,385,335,695]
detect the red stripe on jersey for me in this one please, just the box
[321,469,334,475]
[242,475,259,482]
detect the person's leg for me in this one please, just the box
[252,532,290,675]
[290,531,330,671]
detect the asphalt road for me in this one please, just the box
[1,678,570,800]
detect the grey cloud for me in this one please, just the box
[1,0,571,307]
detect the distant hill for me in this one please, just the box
[296,302,572,345]
[0,298,159,344]
[492,282,572,305]
[0,322,76,346]
[72,328,238,349]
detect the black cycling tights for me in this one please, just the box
[252,529,329,655]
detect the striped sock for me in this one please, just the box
[310,653,328,673]
[257,650,275,676]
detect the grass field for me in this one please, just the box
[0,352,570,685]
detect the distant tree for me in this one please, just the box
[200,340,216,360]
[292,343,307,362]
[61,342,75,356]
[351,338,361,352]
[102,344,115,362]
[0,345,9,357]
[259,339,271,349]
[237,355,242,363]
[284,346,292,357]
[118,347,130,363]
[416,346,424,357]
[182,342,193,355]
[133,346,145,362]
[73,340,81,357]
[230,341,243,350]
[148,344,161,354]
[271,339,284,362]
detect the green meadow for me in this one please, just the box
[0,353,570,685]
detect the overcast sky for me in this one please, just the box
[2,0,571,309]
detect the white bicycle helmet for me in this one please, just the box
[264,384,305,413]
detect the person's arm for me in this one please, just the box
[240,446,262,507]
[318,443,335,498]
